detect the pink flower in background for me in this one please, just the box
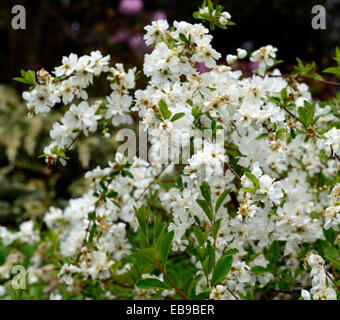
[118,0,143,16]
[129,33,149,55]
[152,10,167,21]
[243,61,259,74]
[111,29,131,43]
[196,62,211,73]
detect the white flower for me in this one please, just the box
[54,53,78,77]
[250,45,278,75]
[301,289,311,300]
[331,183,340,205]
[226,54,237,65]
[106,93,133,126]
[0,285,5,297]
[144,20,169,46]
[218,11,231,25]
[86,50,110,75]
[237,48,247,59]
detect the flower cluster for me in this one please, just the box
[23,51,110,116]
[301,253,337,300]
[1,3,339,300]
[323,183,340,231]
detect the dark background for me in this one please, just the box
[0,0,339,86]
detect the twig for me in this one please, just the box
[301,75,340,87]
[227,288,240,300]
[155,260,189,300]
[126,140,148,163]
[225,162,241,181]
[283,106,297,119]
[136,163,171,202]
[271,74,340,87]
[324,267,340,291]
[65,132,83,153]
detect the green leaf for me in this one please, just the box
[159,99,172,119]
[193,226,206,246]
[170,112,185,122]
[153,216,166,245]
[121,170,134,179]
[207,0,213,13]
[193,12,200,19]
[215,189,231,213]
[107,190,118,198]
[214,218,222,239]
[196,199,213,222]
[323,228,337,244]
[223,248,239,256]
[160,230,174,266]
[324,246,340,269]
[323,67,340,74]
[192,107,200,118]
[281,88,287,102]
[244,171,259,191]
[14,69,36,86]
[163,269,178,288]
[211,255,233,287]
[266,240,279,264]
[245,289,255,300]
[203,242,215,275]
[187,273,203,298]
[179,33,189,43]
[304,101,315,126]
[269,96,281,104]
[136,278,170,290]
[26,70,36,83]
[298,107,308,128]
[275,128,286,141]
[200,284,212,292]
[132,248,157,265]
[135,205,148,240]
[255,133,268,140]
[250,266,268,274]
[13,77,33,85]
[200,181,211,204]
[324,246,338,258]
[88,223,97,243]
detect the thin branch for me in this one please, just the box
[155,260,189,300]
[283,106,297,119]
[126,140,148,163]
[225,162,241,181]
[271,74,340,87]
[65,132,83,153]
[136,163,171,202]
[301,75,340,87]
[227,288,240,300]
[324,267,340,291]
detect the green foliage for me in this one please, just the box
[211,254,233,287]
[170,113,186,122]
[215,189,231,213]
[159,99,172,120]
[193,0,235,31]
[323,47,340,74]
[292,58,322,81]
[13,70,36,86]
[241,171,259,193]
[136,278,170,290]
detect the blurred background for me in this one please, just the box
[1,0,339,84]
[0,0,339,226]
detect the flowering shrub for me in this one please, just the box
[1,1,340,300]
